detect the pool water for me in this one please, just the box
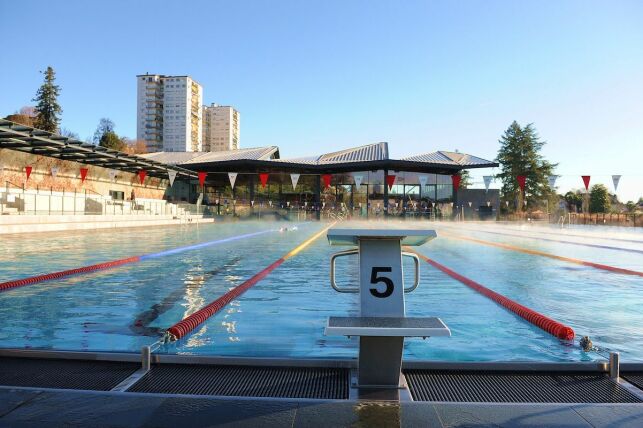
[0,220,641,362]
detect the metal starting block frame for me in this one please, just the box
[325,228,450,390]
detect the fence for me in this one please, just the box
[0,182,189,217]
[499,211,641,227]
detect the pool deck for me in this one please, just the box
[1,387,642,427]
[1,350,642,427]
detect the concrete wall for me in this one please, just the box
[457,189,500,219]
[0,148,168,200]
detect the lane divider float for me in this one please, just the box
[441,233,643,277]
[0,229,276,292]
[409,250,575,340]
[437,225,643,255]
[164,223,335,342]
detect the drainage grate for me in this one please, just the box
[0,357,139,391]
[128,364,350,399]
[623,373,643,391]
[405,370,643,403]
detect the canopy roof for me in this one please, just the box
[142,142,497,174]
[0,119,197,179]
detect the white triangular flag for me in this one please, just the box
[290,173,300,190]
[168,170,177,187]
[612,175,621,191]
[108,170,117,181]
[419,175,428,189]
[548,175,558,188]
[483,176,492,192]
[251,200,254,207]
[228,172,238,189]
[51,167,58,179]
[353,174,363,190]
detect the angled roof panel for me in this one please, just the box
[402,150,495,167]
[140,146,280,165]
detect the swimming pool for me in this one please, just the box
[0,220,641,362]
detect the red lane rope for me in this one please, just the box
[411,251,575,341]
[166,258,285,340]
[165,224,334,342]
[0,256,140,292]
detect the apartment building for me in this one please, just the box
[136,74,203,152]
[202,103,240,151]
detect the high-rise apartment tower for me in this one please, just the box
[136,74,203,152]
[202,103,240,151]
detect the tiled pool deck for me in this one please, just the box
[1,387,642,427]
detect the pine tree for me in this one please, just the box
[32,66,62,132]
[459,169,472,189]
[495,121,557,211]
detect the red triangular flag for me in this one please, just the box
[25,166,32,180]
[451,174,461,190]
[198,172,207,187]
[80,168,88,183]
[517,175,526,191]
[138,170,147,184]
[259,173,269,188]
[581,175,591,190]
[322,174,332,189]
[386,174,396,190]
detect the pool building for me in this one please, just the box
[0,119,499,220]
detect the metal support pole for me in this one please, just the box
[141,346,151,371]
[383,169,389,217]
[609,352,620,379]
[315,175,321,221]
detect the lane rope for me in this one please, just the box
[409,250,575,340]
[164,223,335,342]
[441,233,643,277]
[437,225,643,255]
[0,229,276,292]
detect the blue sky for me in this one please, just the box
[1,0,642,201]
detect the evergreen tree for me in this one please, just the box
[459,169,472,189]
[32,67,62,132]
[93,118,125,151]
[495,121,557,211]
[589,184,610,213]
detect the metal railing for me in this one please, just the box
[0,183,190,217]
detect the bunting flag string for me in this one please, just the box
[548,175,558,188]
[483,176,492,192]
[168,170,177,187]
[228,172,238,189]
[612,175,621,191]
[259,173,269,188]
[198,172,207,187]
[385,174,396,190]
[51,167,58,179]
[290,173,300,190]
[138,170,147,185]
[25,166,32,180]
[352,174,363,190]
[80,168,88,183]
[451,174,461,190]
[516,175,526,192]
[581,175,591,190]
[322,174,332,189]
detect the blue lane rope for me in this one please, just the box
[139,229,276,260]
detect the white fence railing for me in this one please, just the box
[0,184,190,217]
